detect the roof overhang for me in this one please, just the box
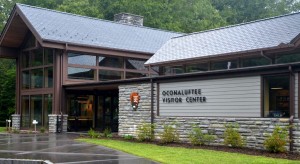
[145,43,297,66]
[0,46,19,58]
[0,5,30,49]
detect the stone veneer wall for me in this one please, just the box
[119,83,156,137]
[119,83,300,152]
[48,114,68,133]
[11,114,20,131]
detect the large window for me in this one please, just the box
[263,75,290,118]
[211,60,237,70]
[21,94,52,128]
[21,48,54,89]
[67,52,150,81]
[241,56,270,67]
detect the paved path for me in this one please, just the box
[0,133,157,164]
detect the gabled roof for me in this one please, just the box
[145,12,300,65]
[0,3,182,54]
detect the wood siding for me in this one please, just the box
[159,76,261,117]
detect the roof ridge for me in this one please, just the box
[172,11,300,39]
[16,3,183,35]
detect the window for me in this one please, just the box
[241,57,270,67]
[68,53,96,66]
[44,67,53,88]
[211,60,237,70]
[68,67,95,80]
[99,56,123,68]
[21,48,54,90]
[21,94,53,128]
[125,58,147,71]
[186,63,208,73]
[162,65,184,75]
[30,49,43,67]
[21,96,30,128]
[276,53,300,64]
[126,72,147,79]
[263,75,290,118]
[31,69,44,88]
[99,70,123,81]
[30,95,43,127]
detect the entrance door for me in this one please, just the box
[96,94,118,132]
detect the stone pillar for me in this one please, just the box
[48,114,68,133]
[293,119,300,152]
[62,115,68,132]
[48,114,57,133]
[11,114,20,131]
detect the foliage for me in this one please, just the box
[0,127,6,132]
[40,127,46,133]
[160,123,179,144]
[78,139,299,164]
[123,134,134,140]
[188,126,215,146]
[88,128,100,138]
[103,128,112,138]
[223,124,244,148]
[137,123,155,142]
[0,59,16,126]
[264,126,289,153]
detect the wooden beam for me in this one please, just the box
[0,46,19,58]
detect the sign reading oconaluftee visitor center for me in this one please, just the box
[161,89,207,103]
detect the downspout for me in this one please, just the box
[150,78,154,125]
[289,65,294,152]
[260,51,272,63]
[150,78,154,138]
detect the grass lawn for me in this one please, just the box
[77,138,300,164]
[0,127,6,132]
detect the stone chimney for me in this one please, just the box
[114,13,143,26]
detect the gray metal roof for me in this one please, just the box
[145,12,300,65]
[16,4,182,54]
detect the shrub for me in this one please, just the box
[88,128,100,138]
[137,123,155,141]
[188,126,215,146]
[123,134,134,140]
[160,124,179,144]
[103,128,112,138]
[40,127,46,133]
[223,124,244,148]
[264,126,289,153]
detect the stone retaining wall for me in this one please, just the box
[119,83,300,152]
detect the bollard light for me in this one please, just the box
[7,120,11,132]
[32,120,38,133]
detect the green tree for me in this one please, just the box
[0,59,16,126]
[211,0,300,25]
[57,0,104,19]
[0,0,16,31]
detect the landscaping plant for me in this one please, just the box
[160,123,179,144]
[223,123,244,148]
[137,123,155,141]
[264,126,289,153]
[123,134,134,140]
[103,128,112,138]
[40,127,46,133]
[188,126,215,146]
[88,128,100,138]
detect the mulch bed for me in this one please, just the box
[101,136,300,161]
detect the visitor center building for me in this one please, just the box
[1,3,300,152]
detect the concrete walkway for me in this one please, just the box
[0,133,157,164]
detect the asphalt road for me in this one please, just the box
[0,133,157,164]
